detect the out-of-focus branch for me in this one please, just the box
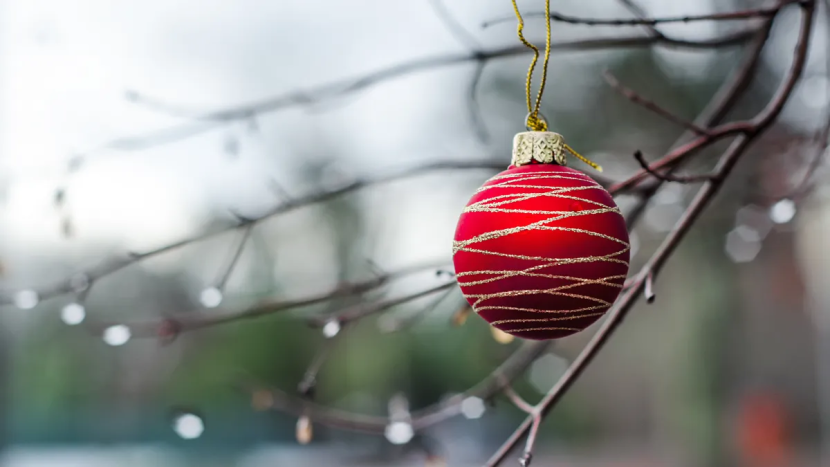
[616,0,664,39]
[468,60,490,143]
[483,0,804,28]
[781,110,830,201]
[623,17,774,229]
[129,33,754,122]
[98,261,448,337]
[427,0,481,51]
[6,157,630,309]
[310,280,457,326]
[0,160,510,307]
[486,2,815,464]
[602,70,710,136]
[608,120,752,194]
[213,224,254,291]
[427,0,490,143]
[297,329,345,398]
[633,150,716,183]
[244,340,551,434]
[380,286,457,333]
[76,27,758,161]
[126,32,753,124]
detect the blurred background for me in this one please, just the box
[0,0,829,465]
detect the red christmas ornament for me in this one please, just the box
[453,131,630,340]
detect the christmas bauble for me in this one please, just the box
[452,132,630,340]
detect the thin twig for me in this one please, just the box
[125,32,751,124]
[468,60,490,143]
[427,0,482,51]
[214,224,254,290]
[608,121,753,195]
[97,261,447,336]
[623,18,774,230]
[483,0,804,28]
[313,281,457,325]
[297,329,344,398]
[381,285,457,333]
[644,269,656,303]
[633,150,716,183]
[0,161,507,306]
[603,70,711,136]
[7,157,627,308]
[240,340,551,434]
[782,109,830,201]
[501,384,535,414]
[616,0,665,39]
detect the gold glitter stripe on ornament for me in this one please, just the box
[487,172,597,183]
[454,222,628,254]
[469,191,612,210]
[476,184,604,199]
[453,171,630,319]
[485,178,601,191]
[467,287,611,304]
[477,305,608,315]
[481,179,599,192]
[464,206,615,216]
[457,267,627,288]
[501,326,583,333]
[490,313,606,326]
[457,247,630,265]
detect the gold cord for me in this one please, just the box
[566,143,603,172]
[511,0,550,132]
[511,0,603,172]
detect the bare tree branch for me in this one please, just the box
[468,60,490,143]
[213,224,254,291]
[603,70,711,136]
[241,340,551,434]
[125,33,753,124]
[633,150,716,183]
[427,0,482,51]
[0,161,509,306]
[94,261,447,336]
[782,109,830,201]
[483,0,805,28]
[71,28,757,163]
[312,281,457,326]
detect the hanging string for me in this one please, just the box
[511,0,551,132]
[511,0,603,172]
[565,143,603,172]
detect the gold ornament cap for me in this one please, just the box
[511,131,566,167]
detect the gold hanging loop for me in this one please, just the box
[510,0,603,172]
[511,0,551,132]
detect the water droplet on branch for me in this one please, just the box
[461,396,486,419]
[199,287,223,308]
[61,303,86,325]
[103,325,131,346]
[769,199,796,224]
[322,320,341,338]
[384,421,414,445]
[14,290,39,310]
